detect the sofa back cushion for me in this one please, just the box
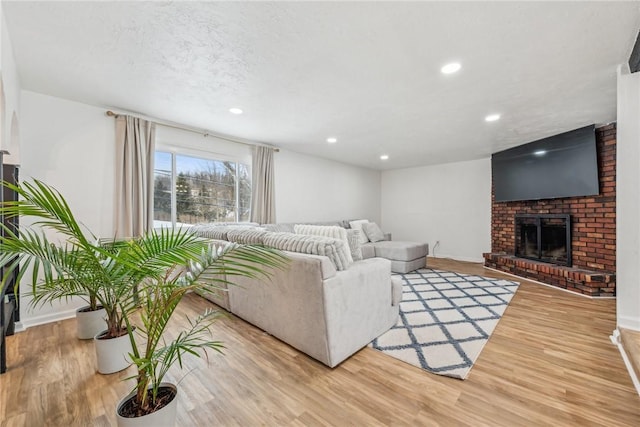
[263,223,295,233]
[263,232,352,271]
[226,229,268,245]
[190,224,233,240]
[190,224,257,241]
[293,224,354,264]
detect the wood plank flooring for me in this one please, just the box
[1,257,639,426]
[620,328,640,384]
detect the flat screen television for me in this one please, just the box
[492,125,599,202]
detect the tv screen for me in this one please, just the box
[492,125,599,202]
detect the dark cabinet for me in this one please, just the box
[1,159,19,374]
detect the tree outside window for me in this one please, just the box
[153,151,251,228]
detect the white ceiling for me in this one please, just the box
[4,1,640,170]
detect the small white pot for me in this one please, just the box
[94,330,133,374]
[76,306,106,340]
[116,382,178,427]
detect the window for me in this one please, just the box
[153,151,251,228]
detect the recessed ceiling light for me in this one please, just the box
[441,62,461,74]
[229,108,243,115]
[380,154,389,160]
[534,150,547,156]
[326,137,338,144]
[485,114,501,122]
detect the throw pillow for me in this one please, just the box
[349,219,370,245]
[362,222,385,243]
[346,229,363,261]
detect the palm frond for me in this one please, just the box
[0,179,94,244]
[186,243,289,289]
[2,178,291,415]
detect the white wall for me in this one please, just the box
[274,149,381,223]
[18,91,116,327]
[1,9,21,163]
[616,66,640,331]
[381,158,491,262]
[156,126,251,165]
[15,95,382,326]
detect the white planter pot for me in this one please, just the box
[76,306,106,339]
[94,330,133,374]
[116,382,178,427]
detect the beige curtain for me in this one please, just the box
[115,115,156,237]
[250,146,276,224]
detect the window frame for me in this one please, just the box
[153,147,252,228]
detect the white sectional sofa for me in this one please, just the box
[228,251,401,367]
[262,220,429,273]
[192,227,401,367]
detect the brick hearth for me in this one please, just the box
[484,253,615,296]
[484,124,616,297]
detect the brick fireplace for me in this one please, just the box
[483,124,616,296]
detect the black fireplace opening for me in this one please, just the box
[514,214,571,266]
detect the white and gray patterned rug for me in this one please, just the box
[370,268,519,379]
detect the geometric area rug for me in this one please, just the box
[370,269,519,380]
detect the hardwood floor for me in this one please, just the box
[620,328,640,385]
[1,258,639,426]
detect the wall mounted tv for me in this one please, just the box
[492,125,599,202]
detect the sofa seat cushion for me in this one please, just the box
[373,241,428,261]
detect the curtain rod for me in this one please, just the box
[105,110,279,152]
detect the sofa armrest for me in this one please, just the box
[322,258,399,366]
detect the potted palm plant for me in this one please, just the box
[0,179,144,372]
[114,237,287,426]
[0,178,288,424]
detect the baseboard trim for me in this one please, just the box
[482,267,616,299]
[428,255,485,264]
[618,315,640,331]
[17,308,77,331]
[611,329,640,396]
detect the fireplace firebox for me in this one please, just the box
[514,214,571,267]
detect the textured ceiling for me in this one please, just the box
[4,1,640,170]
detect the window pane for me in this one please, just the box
[153,150,252,228]
[175,155,237,224]
[238,163,251,222]
[153,151,172,228]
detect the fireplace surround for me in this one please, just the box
[483,124,616,297]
